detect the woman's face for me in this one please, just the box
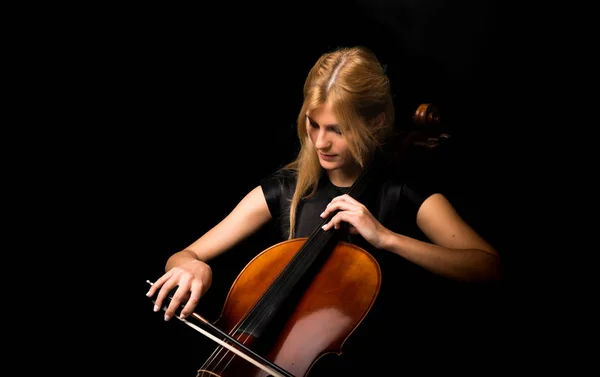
[306,102,356,175]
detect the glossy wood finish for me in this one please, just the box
[198,238,381,377]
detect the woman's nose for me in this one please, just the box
[315,129,331,149]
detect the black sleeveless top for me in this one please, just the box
[260,168,434,242]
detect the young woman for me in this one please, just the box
[147,45,503,375]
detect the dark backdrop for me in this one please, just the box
[94,1,547,376]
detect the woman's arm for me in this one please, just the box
[380,193,502,282]
[148,185,273,320]
[320,192,502,283]
[168,185,273,266]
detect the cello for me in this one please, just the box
[147,103,447,377]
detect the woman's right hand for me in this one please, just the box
[146,259,213,321]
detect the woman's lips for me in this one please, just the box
[319,152,336,161]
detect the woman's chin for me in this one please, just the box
[319,161,341,170]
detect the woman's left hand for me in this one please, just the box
[320,194,389,249]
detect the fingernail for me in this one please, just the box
[153,305,160,312]
[146,290,152,297]
[320,212,325,217]
[164,314,171,321]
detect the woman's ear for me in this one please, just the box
[374,113,385,127]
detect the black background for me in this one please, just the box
[74,1,560,376]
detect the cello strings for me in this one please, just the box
[172,316,287,377]
[205,225,334,375]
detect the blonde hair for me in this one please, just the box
[282,46,395,239]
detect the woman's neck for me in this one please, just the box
[326,164,363,188]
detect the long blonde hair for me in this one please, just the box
[283,46,395,239]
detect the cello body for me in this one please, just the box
[197,238,381,377]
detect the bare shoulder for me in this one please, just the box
[416,193,497,255]
[230,185,271,220]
